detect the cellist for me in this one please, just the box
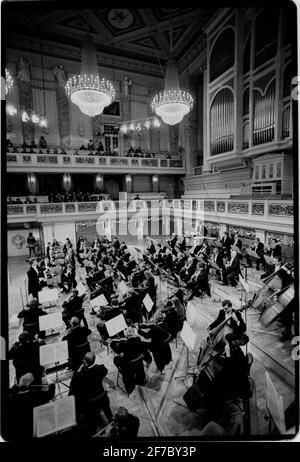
[209,300,246,345]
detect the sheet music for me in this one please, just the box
[40,344,55,365]
[105,313,127,337]
[33,396,76,437]
[181,321,197,351]
[39,341,68,366]
[118,280,128,296]
[77,282,86,297]
[39,312,63,331]
[91,293,108,308]
[56,396,76,432]
[143,293,154,312]
[34,402,56,437]
[39,288,58,304]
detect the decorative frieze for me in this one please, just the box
[252,203,264,215]
[40,204,63,214]
[204,200,215,211]
[268,203,293,216]
[228,202,249,214]
[217,201,225,212]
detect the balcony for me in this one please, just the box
[6,152,186,174]
[6,198,293,234]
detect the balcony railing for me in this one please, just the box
[6,153,185,171]
[7,199,293,224]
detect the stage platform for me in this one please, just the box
[7,253,296,437]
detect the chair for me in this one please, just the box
[116,353,145,396]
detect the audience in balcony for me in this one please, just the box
[7,141,179,160]
[39,136,47,149]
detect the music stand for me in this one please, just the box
[174,321,197,386]
[33,395,77,438]
[40,341,70,398]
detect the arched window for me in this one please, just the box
[253,80,276,145]
[210,88,234,155]
[254,9,279,68]
[243,34,251,74]
[210,28,235,82]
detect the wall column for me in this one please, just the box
[125,174,132,193]
[94,173,104,192]
[26,173,37,194]
[62,173,72,192]
[152,174,159,192]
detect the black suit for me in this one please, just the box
[63,325,91,370]
[69,363,112,433]
[8,383,55,439]
[209,309,246,337]
[138,323,172,372]
[17,305,47,337]
[187,268,211,298]
[221,236,232,259]
[223,255,241,287]
[111,336,148,395]
[62,294,87,327]
[246,241,265,269]
[27,266,41,300]
[8,339,43,382]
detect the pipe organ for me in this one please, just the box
[253,80,276,146]
[210,88,234,156]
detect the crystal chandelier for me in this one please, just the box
[65,33,115,117]
[151,18,193,126]
[5,69,13,95]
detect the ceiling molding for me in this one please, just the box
[6,33,164,78]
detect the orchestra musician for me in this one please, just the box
[27,259,42,301]
[220,231,232,260]
[209,246,225,280]
[187,262,211,300]
[138,312,172,373]
[179,256,196,282]
[265,238,282,259]
[222,249,241,287]
[208,300,247,348]
[231,233,243,251]
[246,237,266,270]
[110,327,149,395]
[62,289,88,328]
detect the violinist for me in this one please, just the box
[179,256,196,282]
[265,238,282,259]
[147,240,156,256]
[173,251,186,274]
[119,288,142,323]
[110,327,149,395]
[91,269,114,301]
[220,231,231,260]
[168,234,178,249]
[138,312,172,373]
[222,249,241,287]
[96,299,123,341]
[112,236,121,252]
[208,300,246,345]
[197,240,211,262]
[246,237,266,270]
[209,246,225,280]
[161,248,174,270]
[76,235,85,266]
[161,301,181,339]
[231,233,242,251]
[123,255,137,278]
[187,262,211,300]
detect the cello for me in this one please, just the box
[197,302,250,370]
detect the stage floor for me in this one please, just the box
[6,251,296,437]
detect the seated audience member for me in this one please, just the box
[17,298,47,338]
[87,139,94,150]
[8,331,44,383]
[111,327,149,395]
[8,373,55,439]
[39,135,47,149]
[69,352,113,435]
[102,407,140,438]
[62,289,88,328]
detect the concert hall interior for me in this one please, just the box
[3,4,297,440]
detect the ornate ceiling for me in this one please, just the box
[4,7,218,73]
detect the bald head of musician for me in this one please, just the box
[83,352,95,368]
[18,372,34,389]
[70,317,80,327]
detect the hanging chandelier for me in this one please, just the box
[151,18,193,126]
[5,69,13,95]
[65,33,115,117]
